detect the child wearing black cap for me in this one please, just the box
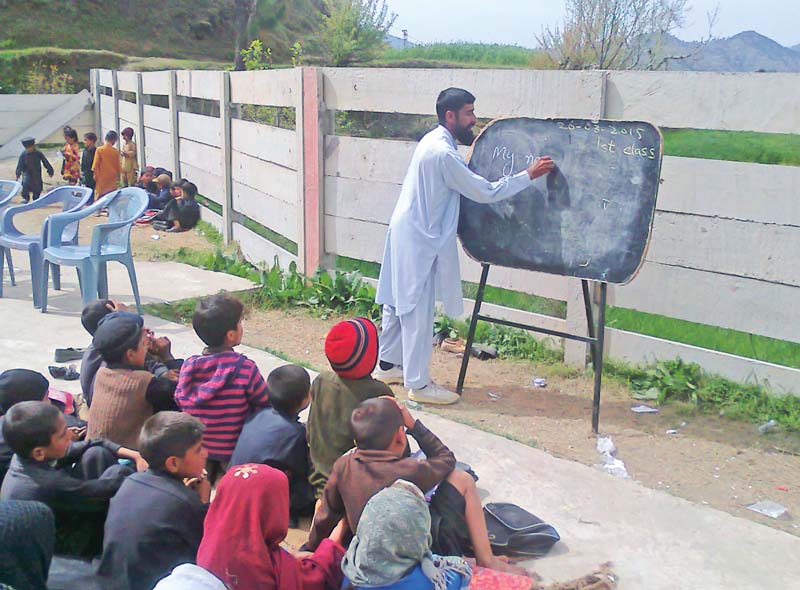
[0,400,145,556]
[88,312,178,450]
[79,299,181,408]
[15,137,54,202]
[0,368,51,485]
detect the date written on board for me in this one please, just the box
[557,120,657,160]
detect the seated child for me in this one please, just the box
[307,398,525,575]
[0,500,55,590]
[88,313,178,449]
[80,300,181,408]
[0,401,144,556]
[136,165,158,194]
[175,294,270,480]
[152,173,173,209]
[230,364,315,525]
[197,463,345,590]
[98,412,211,590]
[307,318,393,496]
[342,481,473,590]
[154,181,200,232]
[0,368,51,485]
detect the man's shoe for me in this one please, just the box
[373,364,404,384]
[54,347,86,363]
[408,382,460,405]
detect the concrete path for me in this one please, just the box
[1,258,799,589]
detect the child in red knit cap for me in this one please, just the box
[306,317,394,497]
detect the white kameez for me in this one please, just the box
[376,125,533,388]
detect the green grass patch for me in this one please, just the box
[381,42,543,68]
[606,357,800,431]
[0,47,127,93]
[662,128,800,167]
[335,256,380,279]
[606,307,800,369]
[124,57,230,71]
[241,216,298,255]
[142,297,199,324]
[198,196,223,216]
[462,282,566,319]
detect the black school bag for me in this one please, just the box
[484,502,560,557]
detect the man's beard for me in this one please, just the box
[453,123,475,146]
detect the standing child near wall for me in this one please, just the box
[61,127,80,185]
[81,132,97,196]
[120,127,138,187]
[15,137,53,203]
[92,130,121,200]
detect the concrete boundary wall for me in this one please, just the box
[91,67,800,393]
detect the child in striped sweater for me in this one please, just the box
[175,294,270,482]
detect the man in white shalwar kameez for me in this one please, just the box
[374,88,555,404]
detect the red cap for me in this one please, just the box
[324,317,378,380]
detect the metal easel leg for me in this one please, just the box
[591,282,608,434]
[456,263,490,394]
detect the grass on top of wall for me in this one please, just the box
[661,128,800,167]
[606,307,800,370]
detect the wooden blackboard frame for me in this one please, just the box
[455,117,664,433]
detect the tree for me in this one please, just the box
[316,0,397,66]
[536,0,713,70]
[233,0,258,71]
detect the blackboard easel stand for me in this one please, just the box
[456,263,608,433]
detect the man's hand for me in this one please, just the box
[527,156,555,180]
[68,426,86,441]
[381,396,416,430]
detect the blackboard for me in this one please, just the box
[458,117,662,284]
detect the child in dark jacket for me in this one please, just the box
[230,364,315,526]
[15,137,53,202]
[175,294,270,481]
[0,401,144,556]
[98,412,211,590]
[80,132,97,194]
[306,318,393,496]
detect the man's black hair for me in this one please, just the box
[350,398,403,451]
[81,299,114,336]
[2,401,61,458]
[181,182,197,199]
[105,130,118,143]
[267,364,310,415]
[83,132,98,142]
[192,293,244,347]
[139,412,205,470]
[436,88,476,125]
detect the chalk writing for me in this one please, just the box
[558,120,647,142]
[492,145,539,175]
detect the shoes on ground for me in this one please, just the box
[373,364,404,384]
[408,381,460,405]
[54,347,86,363]
[48,364,80,381]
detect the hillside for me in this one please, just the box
[657,31,800,72]
[0,0,323,63]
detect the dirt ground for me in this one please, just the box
[244,308,800,538]
[4,159,799,538]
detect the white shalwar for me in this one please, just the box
[376,125,533,389]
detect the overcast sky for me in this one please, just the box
[387,0,799,48]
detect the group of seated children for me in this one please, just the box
[15,128,200,232]
[0,293,533,590]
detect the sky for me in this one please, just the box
[387,0,799,48]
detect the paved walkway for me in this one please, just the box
[1,258,798,589]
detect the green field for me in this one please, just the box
[662,128,800,166]
[380,42,544,68]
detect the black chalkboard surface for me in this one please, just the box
[458,118,662,284]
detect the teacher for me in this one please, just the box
[374,88,555,404]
